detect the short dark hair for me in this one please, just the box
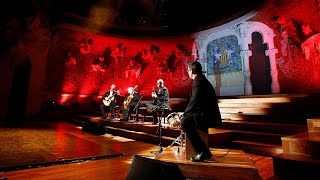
[188,61,202,75]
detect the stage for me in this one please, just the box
[73,115,263,179]
[133,146,262,180]
[0,119,269,179]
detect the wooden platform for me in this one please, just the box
[273,118,320,179]
[0,120,275,180]
[148,146,262,180]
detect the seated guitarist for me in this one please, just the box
[121,86,141,122]
[100,84,120,119]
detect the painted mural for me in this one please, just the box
[206,35,242,75]
[250,0,320,93]
[46,29,194,104]
[276,21,320,92]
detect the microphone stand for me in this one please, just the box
[133,96,143,123]
[151,108,166,157]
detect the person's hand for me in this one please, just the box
[151,92,157,98]
[179,112,184,119]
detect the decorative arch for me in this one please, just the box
[241,21,280,95]
[193,21,279,96]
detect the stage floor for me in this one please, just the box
[0,121,122,171]
[0,120,274,179]
[141,146,262,180]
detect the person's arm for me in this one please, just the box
[157,88,169,102]
[115,88,123,97]
[132,93,141,102]
[102,91,109,98]
[184,79,201,115]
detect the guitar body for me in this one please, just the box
[123,85,137,109]
[123,96,132,109]
[103,95,115,106]
[102,88,123,106]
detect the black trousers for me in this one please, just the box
[180,114,211,155]
[100,102,116,117]
[146,103,170,123]
[146,103,159,123]
[122,105,138,121]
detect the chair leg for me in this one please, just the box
[135,109,139,122]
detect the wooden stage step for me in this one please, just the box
[273,153,320,179]
[218,95,294,104]
[219,107,269,115]
[221,119,307,134]
[232,140,283,157]
[281,131,320,158]
[218,94,315,125]
[218,102,272,108]
[221,112,307,124]
[232,130,284,145]
[150,146,262,180]
[272,127,320,179]
[308,118,320,132]
[106,126,176,146]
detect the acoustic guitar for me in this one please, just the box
[103,88,123,106]
[123,85,138,109]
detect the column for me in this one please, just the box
[265,48,280,93]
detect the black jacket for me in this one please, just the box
[124,92,141,108]
[184,74,222,129]
[153,86,169,106]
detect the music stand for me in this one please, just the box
[151,107,169,157]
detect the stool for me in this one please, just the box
[112,105,121,119]
[185,129,209,159]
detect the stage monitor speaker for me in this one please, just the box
[81,120,106,135]
[127,155,185,180]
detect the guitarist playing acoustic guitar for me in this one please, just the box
[121,86,140,122]
[100,84,122,120]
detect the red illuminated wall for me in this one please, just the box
[250,0,320,93]
[45,0,320,106]
[3,0,320,120]
[46,29,195,105]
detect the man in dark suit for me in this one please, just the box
[180,61,222,162]
[146,79,170,124]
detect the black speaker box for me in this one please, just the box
[127,155,185,180]
[81,119,106,135]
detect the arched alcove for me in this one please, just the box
[241,21,280,95]
[193,21,279,96]
[249,32,272,95]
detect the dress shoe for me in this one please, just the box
[190,152,213,162]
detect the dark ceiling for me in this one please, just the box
[55,0,267,36]
[1,0,267,36]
